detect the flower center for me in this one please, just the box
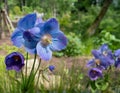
[102,51,107,56]
[23,31,33,42]
[41,34,52,46]
[13,55,20,62]
[91,70,97,75]
[95,59,100,66]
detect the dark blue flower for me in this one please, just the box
[36,18,68,61]
[114,49,120,68]
[88,68,102,81]
[5,52,25,72]
[11,13,43,54]
[49,65,55,71]
[87,44,114,69]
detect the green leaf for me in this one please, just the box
[90,81,97,91]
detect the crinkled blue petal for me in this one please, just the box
[99,56,110,69]
[24,40,38,49]
[114,49,120,57]
[99,44,108,52]
[87,59,95,67]
[17,13,36,30]
[11,28,24,47]
[92,50,100,59]
[50,31,68,51]
[29,27,41,40]
[37,42,52,61]
[23,27,41,42]
[42,18,59,34]
[25,47,36,54]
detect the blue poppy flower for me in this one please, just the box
[49,65,55,71]
[36,18,68,61]
[114,49,120,68]
[87,44,114,69]
[5,52,25,72]
[88,68,102,81]
[11,13,43,54]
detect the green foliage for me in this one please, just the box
[12,6,22,15]
[54,32,82,57]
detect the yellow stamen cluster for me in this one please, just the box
[41,34,52,46]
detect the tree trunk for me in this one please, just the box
[86,0,113,36]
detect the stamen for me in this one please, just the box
[13,56,20,61]
[103,51,107,56]
[41,34,52,46]
[95,59,100,65]
[92,70,97,74]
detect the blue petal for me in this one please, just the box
[37,42,52,61]
[99,44,108,52]
[24,40,38,49]
[23,27,40,43]
[29,27,41,40]
[35,17,43,26]
[87,59,95,67]
[11,28,24,47]
[92,50,100,59]
[99,56,110,69]
[50,31,68,51]
[25,47,36,54]
[17,13,37,30]
[42,18,59,34]
[114,49,120,57]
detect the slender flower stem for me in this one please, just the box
[34,58,41,76]
[34,59,41,86]
[27,58,42,89]
[35,66,49,87]
[25,52,28,77]
[35,69,42,87]
[21,69,25,85]
[26,53,37,88]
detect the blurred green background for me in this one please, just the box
[0,0,120,57]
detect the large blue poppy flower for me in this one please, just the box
[87,44,114,69]
[5,52,24,72]
[11,13,43,54]
[114,49,120,68]
[35,18,68,61]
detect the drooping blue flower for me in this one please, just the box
[5,52,25,72]
[36,18,68,61]
[88,68,102,81]
[11,13,43,54]
[87,44,114,69]
[114,49,120,68]
[49,65,55,71]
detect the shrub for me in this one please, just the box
[53,32,82,57]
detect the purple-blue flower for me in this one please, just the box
[114,49,120,68]
[88,68,102,81]
[5,52,25,72]
[87,44,114,69]
[36,18,68,61]
[49,65,55,71]
[11,13,43,54]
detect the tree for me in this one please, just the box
[85,0,113,36]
